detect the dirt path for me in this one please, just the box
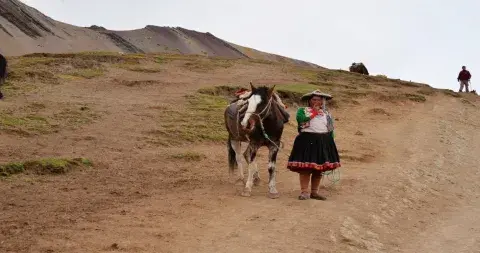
[397,97,480,253]
[403,200,480,253]
[1,62,480,253]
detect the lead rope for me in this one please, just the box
[251,97,281,150]
[321,97,340,186]
[321,169,341,187]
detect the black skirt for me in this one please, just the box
[287,131,341,173]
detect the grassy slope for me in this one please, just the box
[1,51,473,145]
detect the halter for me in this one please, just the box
[250,96,274,120]
[236,95,281,150]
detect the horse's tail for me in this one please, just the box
[227,136,237,174]
[0,54,7,81]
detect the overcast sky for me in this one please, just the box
[20,0,479,90]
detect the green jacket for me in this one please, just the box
[296,107,335,138]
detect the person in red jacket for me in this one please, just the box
[458,66,472,92]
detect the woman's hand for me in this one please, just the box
[309,108,324,119]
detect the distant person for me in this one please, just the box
[0,53,7,99]
[457,66,471,92]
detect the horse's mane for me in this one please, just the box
[272,92,286,108]
[236,86,285,105]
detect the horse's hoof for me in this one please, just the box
[241,190,252,197]
[268,192,280,199]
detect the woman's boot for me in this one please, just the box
[310,172,326,200]
[298,173,311,200]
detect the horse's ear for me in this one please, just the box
[250,82,256,91]
[268,85,276,97]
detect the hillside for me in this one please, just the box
[0,51,479,253]
[0,0,318,68]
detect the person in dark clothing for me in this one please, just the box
[458,66,471,92]
[0,53,7,99]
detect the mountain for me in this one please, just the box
[0,0,319,68]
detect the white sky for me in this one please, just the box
[19,0,480,90]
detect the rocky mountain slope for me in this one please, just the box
[0,0,318,68]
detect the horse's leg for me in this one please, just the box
[253,171,261,186]
[242,145,259,197]
[231,140,247,184]
[253,150,261,186]
[238,141,249,184]
[267,144,280,199]
[243,144,260,186]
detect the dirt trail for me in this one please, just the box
[397,98,480,253]
[1,60,480,253]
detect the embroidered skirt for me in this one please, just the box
[287,131,341,173]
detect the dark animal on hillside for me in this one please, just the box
[0,53,8,99]
[224,83,289,198]
[349,62,369,75]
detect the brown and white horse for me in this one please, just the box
[224,83,289,198]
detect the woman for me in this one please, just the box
[287,90,341,200]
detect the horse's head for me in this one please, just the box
[240,82,276,131]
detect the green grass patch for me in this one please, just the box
[155,56,166,64]
[442,89,462,98]
[0,112,52,134]
[122,65,163,73]
[284,67,319,81]
[342,90,369,98]
[14,57,59,68]
[147,93,229,145]
[247,59,275,65]
[368,108,391,116]
[182,59,234,72]
[198,85,242,98]
[52,107,100,129]
[0,103,99,135]
[404,93,427,102]
[114,79,159,87]
[7,69,59,83]
[68,68,105,79]
[22,51,144,64]
[6,53,126,85]
[374,92,427,103]
[275,83,324,103]
[416,87,436,96]
[0,157,93,177]
[58,74,83,81]
[6,52,148,84]
[277,83,322,94]
[316,71,338,82]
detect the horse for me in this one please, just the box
[0,53,7,99]
[349,62,369,75]
[224,82,289,198]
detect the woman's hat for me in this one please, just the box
[301,90,333,101]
